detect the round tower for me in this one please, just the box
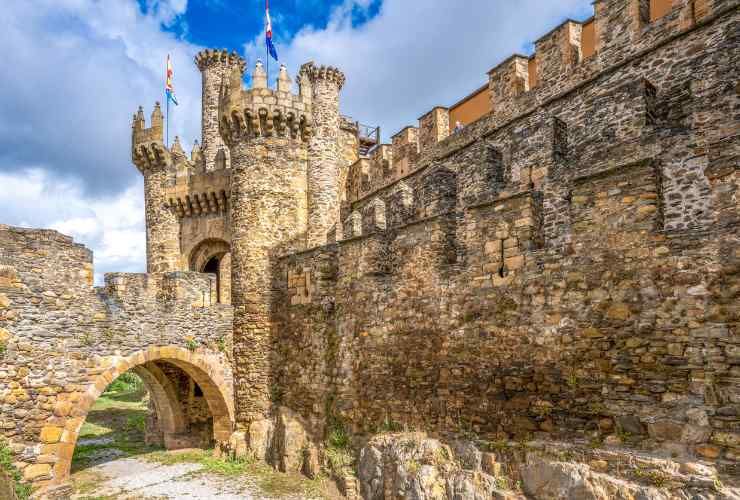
[132,103,180,273]
[300,63,346,247]
[219,60,312,427]
[195,49,246,171]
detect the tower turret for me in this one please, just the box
[132,102,180,273]
[219,61,313,428]
[300,62,346,247]
[195,49,246,171]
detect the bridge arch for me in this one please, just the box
[46,346,234,487]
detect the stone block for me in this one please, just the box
[695,444,721,459]
[40,426,63,444]
[23,463,51,481]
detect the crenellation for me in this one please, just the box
[418,106,450,154]
[220,62,312,142]
[391,126,420,178]
[533,20,583,87]
[487,54,530,117]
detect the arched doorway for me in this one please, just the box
[46,346,234,487]
[189,239,231,304]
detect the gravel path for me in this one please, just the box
[72,455,262,499]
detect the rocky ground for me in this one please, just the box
[355,433,740,500]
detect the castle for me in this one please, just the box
[0,0,738,498]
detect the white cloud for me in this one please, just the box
[0,0,202,196]
[0,0,198,283]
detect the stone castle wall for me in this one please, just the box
[271,0,739,474]
[0,225,234,489]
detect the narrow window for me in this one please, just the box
[488,146,505,185]
[552,118,568,164]
[203,256,221,303]
[498,239,509,278]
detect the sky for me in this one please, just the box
[0,0,593,284]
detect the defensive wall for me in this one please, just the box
[273,0,740,481]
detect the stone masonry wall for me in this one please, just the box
[0,225,233,490]
[273,1,740,476]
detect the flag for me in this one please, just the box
[266,0,278,62]
[165,55,178,106]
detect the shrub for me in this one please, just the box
[185,338,198,352]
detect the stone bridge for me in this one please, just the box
[0,225,234,496]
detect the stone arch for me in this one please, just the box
[46,346,234,487]
[131,362,187,445]
[189,238,231,304]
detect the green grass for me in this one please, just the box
[104,372,144,395]
[324,423,354,472]
[72,389,156,471]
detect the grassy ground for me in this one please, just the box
[72,388,156,472]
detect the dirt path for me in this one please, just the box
[72,454,256,499]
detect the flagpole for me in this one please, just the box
[266,0,269,88]
[165,55,169,148]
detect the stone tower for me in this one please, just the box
[133,53,350,429]
[132,103,180,273]
[219,59,343,427]
[301,63,346,247]
[195,49,246,171]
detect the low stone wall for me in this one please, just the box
[0,225,235,492]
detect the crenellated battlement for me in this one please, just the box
[220,61,312,143]
[343,0,736,205]
[297,62,346,89]
[131,103,170,172]
[167,167,230,219]
[194,48,246,74]
[102,271,219,308]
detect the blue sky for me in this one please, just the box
[0,0,593,283]
[154,0,383,49]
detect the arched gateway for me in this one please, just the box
[44,346,234,487]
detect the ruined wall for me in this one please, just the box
[273,1,740,474]
[0,225,234,490]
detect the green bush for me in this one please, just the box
[104,372,144,395]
